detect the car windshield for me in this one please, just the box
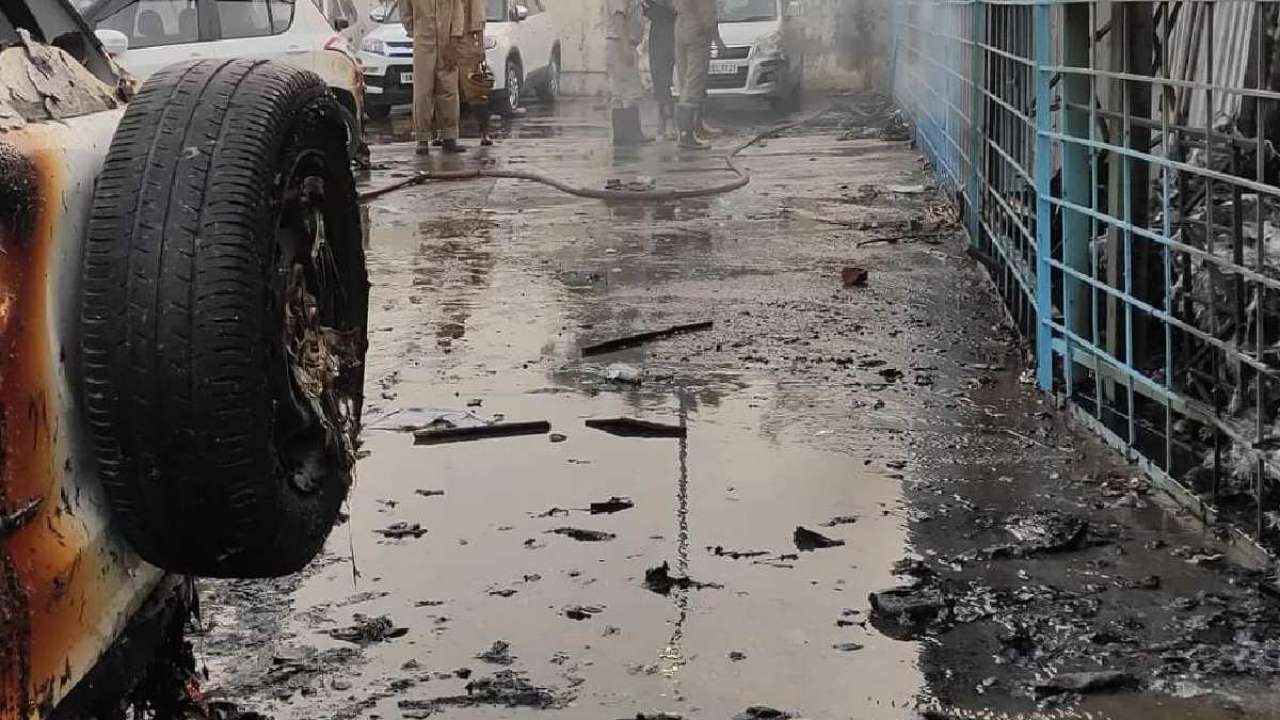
[716,0,776,22]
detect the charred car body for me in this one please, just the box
[0,2,369,717]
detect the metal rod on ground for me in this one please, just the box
[358,108,834,204]
[414,421,552,445]
[581,321,714,356]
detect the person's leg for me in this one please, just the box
[608,38,646,145]
[655,24,676,138]
[674,27,708,149]
[475,102,493,146]
[413,41,439,153]
[434,64,465,152]
[693,30,721,138]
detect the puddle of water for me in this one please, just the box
[281,389,921,720]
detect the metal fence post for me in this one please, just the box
[1060,0,1092,394]
[1033,0,1054,391]
[967,0,985,244]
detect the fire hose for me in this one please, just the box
[358,108,830,204]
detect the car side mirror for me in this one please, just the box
[370,5,388,21]
[333,16,351,30]
[94,28,130,56]
[512,4,529,21]
[784,1,802,15]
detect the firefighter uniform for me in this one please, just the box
[673,0,719,148]
[606,0,649,143]
[400,0,465,147]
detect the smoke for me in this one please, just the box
[802,0,891,92]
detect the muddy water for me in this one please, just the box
[197,97,1280,720]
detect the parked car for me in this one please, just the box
[80,0,368,159]
[0,1,368,717]
[359,0,560,119]
[708,0,804,109]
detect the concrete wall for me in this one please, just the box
[803,0,891,92]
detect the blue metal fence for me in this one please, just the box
[893,0,1280,548]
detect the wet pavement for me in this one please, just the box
[195,97,1280,720]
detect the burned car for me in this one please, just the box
[0,1,368,717]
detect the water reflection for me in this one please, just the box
[659,394,692,682]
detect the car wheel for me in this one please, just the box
[336,99,363,160]
[81,59,369,579]
[365,102,391,120]
[503,57,523,116]
[537,54,560,103]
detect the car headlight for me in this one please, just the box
[361,37,387,55]
[484,36,497,50]
[753,31,782,58]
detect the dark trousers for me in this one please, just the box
[649,20,675,104]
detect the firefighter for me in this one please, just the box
[606,0,650,145]
[644,0,677,139]
[673,0,724,150]
[400,0,467,155]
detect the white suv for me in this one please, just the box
[359,0,560,119]
[708,0,805,109]
[81,0,367,157]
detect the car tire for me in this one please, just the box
[336,99,363,160]
[501,57,523,116]
[80,59,369,579]
[365,102,391,120]
[537,53,559,103]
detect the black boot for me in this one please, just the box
[442,138,468,153]
[676,103,709,150]
[612,105,651,146]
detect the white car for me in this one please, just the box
[359,0,560,119]
[81,0,367,157]
[708,0,804,109]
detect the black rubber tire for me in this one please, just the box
[536,53,559,104]
[365,101,391,120]
[501,57,523,116]
[336,99,363,161]
[80,59,369,578]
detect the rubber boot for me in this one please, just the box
[611,106,651,146]
[656,100,672,139]
[693,106,719,144]
[677,103,709,150]
[663,100,680,141]
[442,138,467,154]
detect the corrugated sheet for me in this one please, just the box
[1165,0,1256,128]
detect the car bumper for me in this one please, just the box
[360,50,417,105]
[706,57,787,97]
[363,62,416,105]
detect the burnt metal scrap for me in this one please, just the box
[0,31,120,129]
[0,498,38,539]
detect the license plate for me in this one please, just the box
[709,61,739,75]
[400,72,414,84]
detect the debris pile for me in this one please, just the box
[328,615,408,645]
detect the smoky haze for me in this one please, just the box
[802,0,890,92]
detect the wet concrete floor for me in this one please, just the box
[195,97,1280,720]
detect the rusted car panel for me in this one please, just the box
[1,110,164,719]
